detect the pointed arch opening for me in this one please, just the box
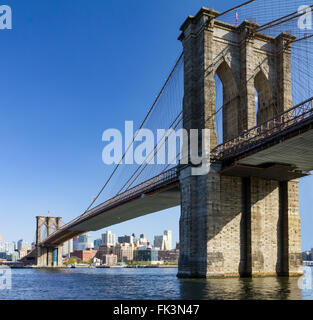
[214,73,223,145]
[215,61,239,142]
[40,224,48,242]
[49,224,57,236]
[254,70,274,125]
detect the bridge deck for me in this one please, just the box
[41,168,180,246]
[30,97,313,251]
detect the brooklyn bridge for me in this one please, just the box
[22,1,313,278]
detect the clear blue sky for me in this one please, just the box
[1,0,313,250]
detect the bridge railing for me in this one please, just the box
[42,168,178,243]
[211,97,313,160]
[80,167,178,218]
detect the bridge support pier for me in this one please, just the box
[35,216,63,267]
[36,246,63,267]
[178,167,303,278]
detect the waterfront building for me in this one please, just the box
[158,250,179,263]
[114,243,135,262]
[102,254,118,266]
[102,230,116,246]
[0,253,7,259]
[4,251,19,262]
[71,249,97,262]
[92,257,101,266]
[154,230,172,250]
[135,246,158,262]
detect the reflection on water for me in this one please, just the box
[0,268,311,300]
[179,276,303,300]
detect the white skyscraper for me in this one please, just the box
[164,230,172,250]
[102,230,116,246]
[154,230,172,250]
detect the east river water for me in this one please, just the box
[1,267,313,300]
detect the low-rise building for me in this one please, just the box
[71,249,97,262]
[92,257,101,266]
[115,243,134,262]
[102,254,118,266]
[135,246,158,262]
[158,250,179,263]
[96,244,115,261]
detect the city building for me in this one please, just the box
[118,235,134,245]
[71,249,97,262]
[102,254,118,266]
[302,251,311,261]
[154,230,172,250]
[18,239,30,252]
[135,246,158,263]
[0,238,18,258]
[96,244,115,262]
[17,239,25,251]
[18,249,29,259]
[102,230,116,246]
[94,238,102,249]
[62,239,74,257]
[6,242,15,254]
[158,250,179,263]
[139,234,149,246]
[4,251,19,262]
[73,236,79,251]
[92,257,101,266]
[76,234,94,250]
[115,243,135,262]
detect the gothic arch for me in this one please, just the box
[254,70,274,124]
[214,60,239,142]
[40,223,48,242]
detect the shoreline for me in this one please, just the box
[4,265,178,269]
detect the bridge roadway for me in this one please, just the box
[26,97,313,254]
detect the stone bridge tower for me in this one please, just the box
[36,216,62,267]
[178,8,302,278]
